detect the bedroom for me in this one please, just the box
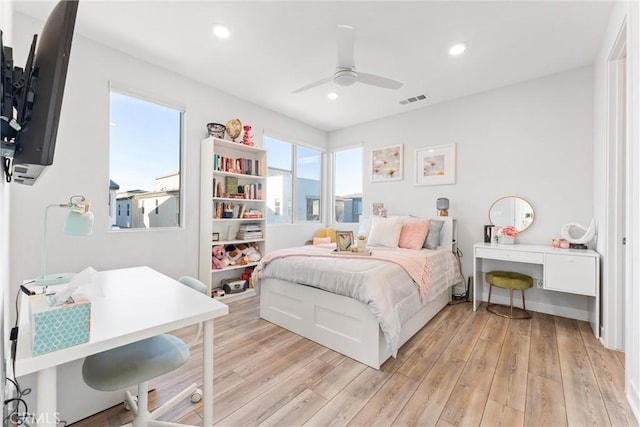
[1,1,639,426]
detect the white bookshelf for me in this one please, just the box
[199,137,267,299]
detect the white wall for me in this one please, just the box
[10,12,326,422]
[330,67,595,284]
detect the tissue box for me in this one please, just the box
[29,294,91,356]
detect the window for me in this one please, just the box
[296,145,322,221]
[334,146,363,223]
[109,88,183,230]
[265,135,323,224]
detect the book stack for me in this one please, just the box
[243,209,263,219]
[237,223,263,240]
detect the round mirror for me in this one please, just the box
[489,196,535,232]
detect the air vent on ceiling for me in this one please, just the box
[399,94,428,105]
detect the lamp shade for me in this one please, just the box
[63,210,94,236]
[436,198,449,210]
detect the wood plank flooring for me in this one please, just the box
[71,297,637,427]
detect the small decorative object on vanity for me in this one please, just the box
[495,225,518,245]
[560,218,596,246]
[484,225,495,243]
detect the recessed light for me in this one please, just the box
[213,25,230,39]
[327,92,339,100]
[449,43,467,56]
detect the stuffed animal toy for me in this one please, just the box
[212,245,225,269]
[243,242,262,262]
[223,244,243,266]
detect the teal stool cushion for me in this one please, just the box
[82,334,189,392]
[486,271,533,291]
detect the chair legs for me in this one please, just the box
[486,284,531,319]
[122,381,202,427]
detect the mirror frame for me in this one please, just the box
[489,196,535,232]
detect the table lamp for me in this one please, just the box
[437,198,449,217]
[35,195,94,287]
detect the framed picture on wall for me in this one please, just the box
[415,144,456,186]
[371,144,403,182]
[336,231,354,252]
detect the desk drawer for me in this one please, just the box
[544,253,596,296]
[475,247,544,264]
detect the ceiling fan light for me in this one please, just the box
[327,92,339,100]
[449,43,467,56]
[213,25,230,39]
[334,69,358,86]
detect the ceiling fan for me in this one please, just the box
[292,25,404,94]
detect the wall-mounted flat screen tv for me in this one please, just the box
[11,0,79,185]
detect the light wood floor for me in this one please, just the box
[72,296,637,427]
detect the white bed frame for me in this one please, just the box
[259,217,455,369]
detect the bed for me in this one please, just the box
[254,216,460,369]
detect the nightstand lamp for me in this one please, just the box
[35,195,94,287]
[437,198,449,217]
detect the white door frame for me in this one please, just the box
[603,21,628,350]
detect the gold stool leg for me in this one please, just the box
[509,288,514,318]
[488,283,493,305]
[522,289,526,311]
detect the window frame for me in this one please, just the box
[108,82,186,231]
[264,133,325,225]
[332,144,364,224]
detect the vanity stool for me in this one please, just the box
[485,271,533,319]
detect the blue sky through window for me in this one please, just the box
[110,91,181,192]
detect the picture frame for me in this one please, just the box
[415,144,456,186]
[212,232,220,241]
[336,231,354,252]
[371,144,403,182]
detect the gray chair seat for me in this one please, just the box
[82,334,189,392]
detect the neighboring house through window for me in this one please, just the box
[109,87,183,229]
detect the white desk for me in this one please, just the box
[473,243,600,337]
[14,266,228,427]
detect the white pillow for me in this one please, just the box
[367,216,403,247]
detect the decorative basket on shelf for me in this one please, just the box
[207,123,226,139]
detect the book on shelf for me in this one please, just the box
[225,176,238,196]
[212,178,224,198]
[213,202,260,219]
[213,154,263,176]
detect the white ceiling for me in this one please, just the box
[14,1,614,132]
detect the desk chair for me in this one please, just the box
[82,276,208,427]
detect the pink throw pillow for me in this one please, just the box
[398,218,432,250]
[313,237,332,245]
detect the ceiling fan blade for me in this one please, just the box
[357,72,404,90]
[336,25,355,68]
[292,76,333,94]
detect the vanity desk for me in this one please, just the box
[473,242,600,337]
